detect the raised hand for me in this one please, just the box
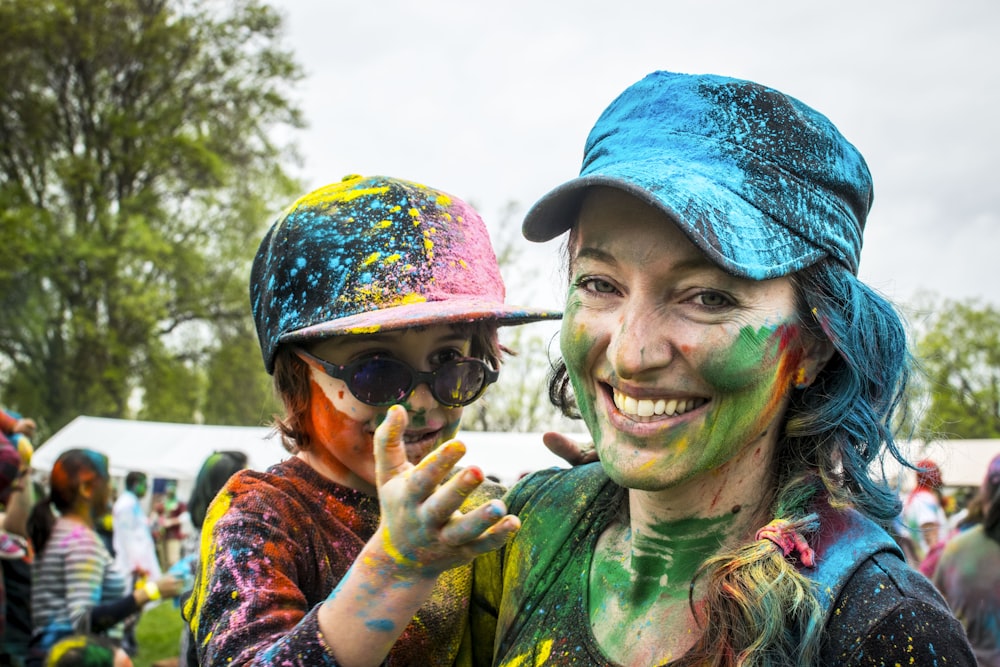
[372,405,520,578]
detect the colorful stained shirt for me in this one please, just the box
[183,456,501,667]
[933,525,1000,666]
[480,463,974,666]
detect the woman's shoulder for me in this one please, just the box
[504,463,610,515]
[822,549,975,664]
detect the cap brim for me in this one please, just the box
[279,298,560,347]
[522,163,827,280]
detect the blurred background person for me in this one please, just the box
[110,472,160,657]
[932,453,1000,667]
[174,451,248,667]
[44,634,132,667]
[902,458,949,561]
[26,450,181,667]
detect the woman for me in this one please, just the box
[27,450,180,665]
[182,175,557,666]
[360,72,976,666]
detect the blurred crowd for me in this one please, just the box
[0,406,247,667]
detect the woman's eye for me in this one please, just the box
[578,277,617,294]
[694,291,731,307]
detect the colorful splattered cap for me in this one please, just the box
[522,71,873,280]
[251,174,560,373]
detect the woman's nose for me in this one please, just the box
[405,381,439,410]
[607,304,673,379]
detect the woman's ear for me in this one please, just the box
[795,335,836,389]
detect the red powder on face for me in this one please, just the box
[304,378,370,480]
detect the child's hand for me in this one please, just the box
[372,405,520,578]
[543,431,598,466]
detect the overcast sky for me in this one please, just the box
[274,0,999,315]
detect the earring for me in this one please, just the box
[794,367,809,390]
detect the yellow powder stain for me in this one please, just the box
[399,293,427,305]
[382,253,402,265]
[185,487,235,640]
[361,252,380,267]
[435,194,452,207]
[231,590,238,599]
[344,325,382,334]
[408,207,420,219]
[291,183,391,210]
[376,219,393,228]
[424,238,434,254]
[506,640,553,667]
[459,259,469,269]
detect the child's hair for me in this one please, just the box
[28,449,109,553]
[45,634,121,667]
[270,320,502,453]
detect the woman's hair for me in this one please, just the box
[45,633,119,667]
[548,250,912,666]
[270,321,503,453]
[188,450,249,530]
[28,449,109,554]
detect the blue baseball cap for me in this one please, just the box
[523,71,873,279]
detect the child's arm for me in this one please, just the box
[316,405,520,667]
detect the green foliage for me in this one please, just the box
[913,297,1000,438]
[0,0,303,434]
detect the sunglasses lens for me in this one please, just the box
[349,358,413,405]
[434,360,488,407]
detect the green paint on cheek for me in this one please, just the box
[560,308,602,446]
[701,325,779,391]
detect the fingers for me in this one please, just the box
[374,405,410,489]
[543,431,598,466]
[438,498,520,551]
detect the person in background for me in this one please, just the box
[153,481,185,570]
[44,634,132,667]
[174,451,248,667]
[110,472,160,657]
[26,450,181,666]
[932,453,1000,666]
[902,458,949,560]
[355,71,976,666]
[0,440,34,667]
[182,174,558,666]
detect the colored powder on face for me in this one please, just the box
[304,377,367,479]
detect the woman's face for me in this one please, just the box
[561,188,830,491]
[298,325,471,492]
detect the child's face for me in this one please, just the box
[298,325,473,493]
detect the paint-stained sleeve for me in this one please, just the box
[183,478,341,667]
[822,552,976,665]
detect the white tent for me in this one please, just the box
[31,416,1000,498]
[30,416,573,497]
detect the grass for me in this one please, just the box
[133,601,186,667]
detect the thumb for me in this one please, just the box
[543,431,598,466]
[374,405,411,488]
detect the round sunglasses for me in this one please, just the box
[293,347,499,408]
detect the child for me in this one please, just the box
[182,174,558,666]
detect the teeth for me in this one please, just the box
[612,389,705,418]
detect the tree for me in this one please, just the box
[0,0,302,434]
[461,202,580,434]
[913,297,1000,438]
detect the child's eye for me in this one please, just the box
[431,348,465,366]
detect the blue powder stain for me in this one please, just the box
[366,618,395,632]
